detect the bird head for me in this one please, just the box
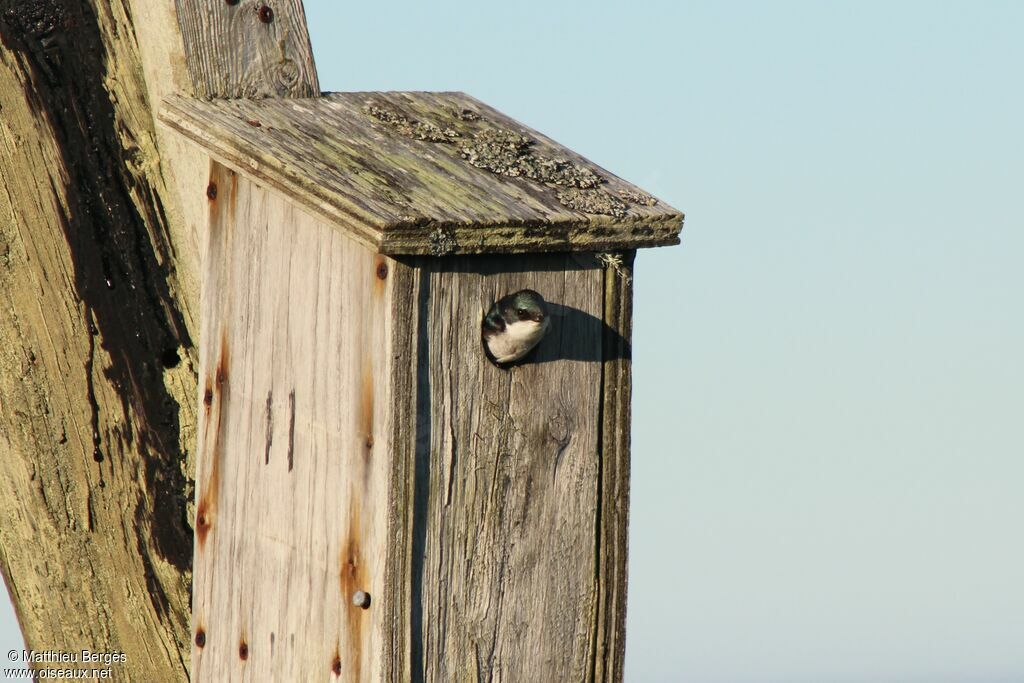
[483,289,549,332]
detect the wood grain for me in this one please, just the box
[174,0,319,99]
[191,168,636,680]
[192,163,400,681]
[593,251,635,682]
[380,258,422,683]
[159,92,683,255]
[0,2,200,678]
[401,253,620,681]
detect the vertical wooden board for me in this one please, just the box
[381,260,422,683]
[191,164,392,682]
[593,251,635,683]
[174,0,319,99]
[415,254,606,681]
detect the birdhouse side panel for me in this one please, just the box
[191,164,399,682]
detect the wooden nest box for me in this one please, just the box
[160,91,682,682]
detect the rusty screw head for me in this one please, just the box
[258,5,274,22]
[331,656,342,675]
[238,642,249,660]
[195,629,206,648]
[352,590,371,609]
[206,181,217,200]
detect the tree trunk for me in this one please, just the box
[0,0,204,678]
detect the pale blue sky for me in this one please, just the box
[4,1,1023,681]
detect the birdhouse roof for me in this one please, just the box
[159,92,683,255]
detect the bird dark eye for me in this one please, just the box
[515,308,529,319]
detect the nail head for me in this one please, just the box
[352,590,371,609]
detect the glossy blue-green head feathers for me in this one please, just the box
[482,289,550,364]
[483,289,548,332]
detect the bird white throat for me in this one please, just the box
[487,317,550,363]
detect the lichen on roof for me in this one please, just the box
[428,227,458,256]
[457,128,531,177]
[363,103,457,143]
[363,101,631,218]
[458,129,603,190]
[159,91,683,254]
[556,187,627,218]
[618,188,658,207]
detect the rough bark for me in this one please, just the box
[0,0,199,678]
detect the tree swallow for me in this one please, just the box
[482,289,551,365]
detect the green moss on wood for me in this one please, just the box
[159,92,684,255]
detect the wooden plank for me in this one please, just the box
[407,253,609,681]
[191,163,397,681]
[593,251,635,683]
[173,0,319,99]
[381,258,422,683]
[159,92,683,255]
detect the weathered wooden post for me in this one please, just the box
[161,36,681,683]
